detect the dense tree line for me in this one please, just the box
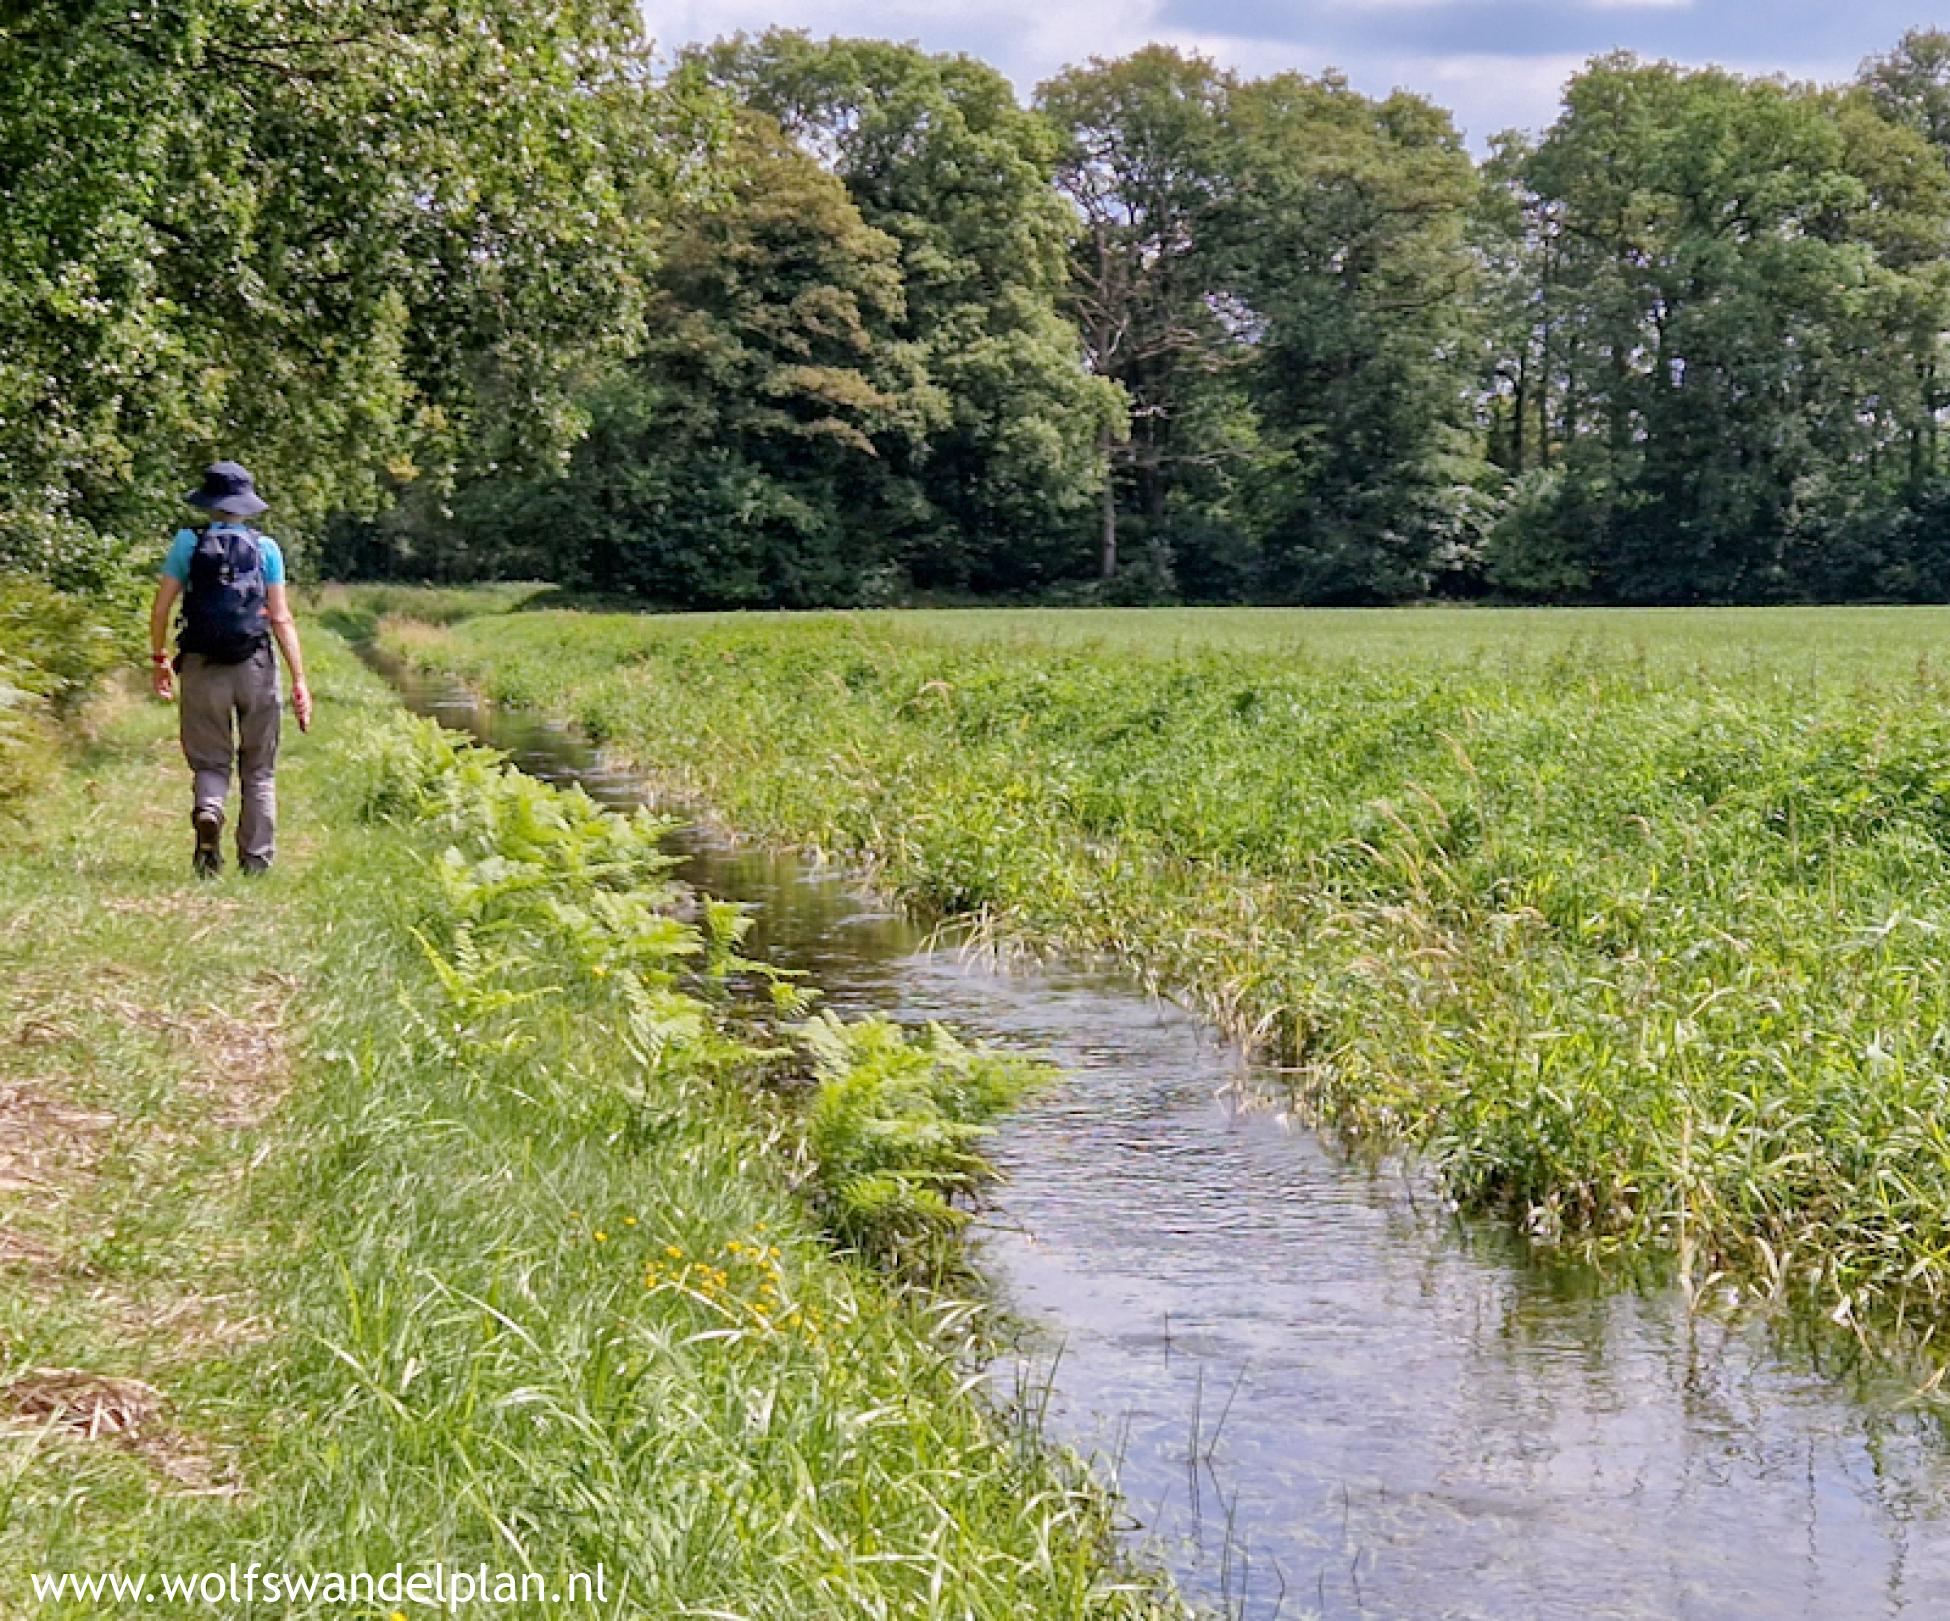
[1481,48,1950,602]
[0,0,707,596]
[12,13,1950,606]
[381,36,1125,604]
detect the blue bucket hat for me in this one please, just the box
[185,460,268,518]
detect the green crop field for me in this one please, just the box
[366,593,1950,1349]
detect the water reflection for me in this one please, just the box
[378,659,1950,1620]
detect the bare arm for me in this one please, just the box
[265,584,312,731]
[148,576,182,699]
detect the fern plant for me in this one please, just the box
[367,716,1049,1276]
[797,1013,1043,1263]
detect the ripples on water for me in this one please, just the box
[388,666,1950,1620]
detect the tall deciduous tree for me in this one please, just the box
[0,0,694,586]
[1219,73,1485,603]
[1513,55,1950,601]
[1037,47,1241,584]
[1863,28,1950,155]
[693,33,1123,592]
[449,119,944,606]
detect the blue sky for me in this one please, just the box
[639,0,1942,145]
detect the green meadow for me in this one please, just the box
[877,604,1950,676]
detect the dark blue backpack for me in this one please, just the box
[179,526,269,664]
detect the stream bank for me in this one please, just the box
[375,654,1950,1621]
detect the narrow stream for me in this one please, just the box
[378,659,1950,1619]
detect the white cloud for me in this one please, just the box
[1399,49,1587,134]
[638,0,1861,148]
[641,0,1177,89]
[1099,31,1579,140]
[640,0,1567,139]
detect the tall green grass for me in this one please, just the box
[2,635,1179,1618]
[374,599,1950,1344]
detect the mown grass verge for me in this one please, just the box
[0,630,1179,1618]
[369,595,1950,1349]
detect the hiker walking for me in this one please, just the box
[148,461,313,877]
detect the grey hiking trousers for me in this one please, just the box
[178,644,281,868]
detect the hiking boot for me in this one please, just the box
[192,807,224,879]
[239,856,272,878]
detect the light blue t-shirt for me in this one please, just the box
[162,523,285,586]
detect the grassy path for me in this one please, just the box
[0,637,1175,1617]
[0,684,324,1511]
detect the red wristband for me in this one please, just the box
[150,652,169,664]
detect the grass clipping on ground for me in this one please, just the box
[0,636,1176,1619]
